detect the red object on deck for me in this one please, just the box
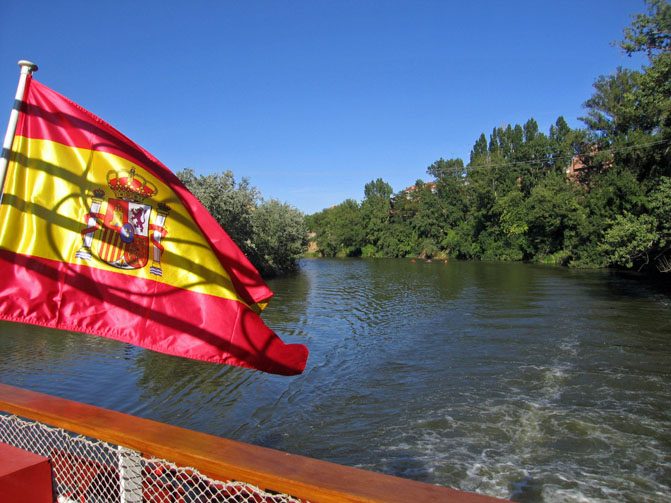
[0,442,53,502]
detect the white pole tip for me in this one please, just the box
[17,60,38,72]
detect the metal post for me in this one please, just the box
[0,59,38,205]
[118,446,143,503]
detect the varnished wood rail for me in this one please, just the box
[0,383,509,503]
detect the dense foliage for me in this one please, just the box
[307,0,671,274]
[177,168,307,278]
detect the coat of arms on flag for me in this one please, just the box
[76,167,170,277]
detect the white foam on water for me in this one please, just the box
[374,344,671,503]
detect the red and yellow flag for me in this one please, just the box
[0,76,308,375]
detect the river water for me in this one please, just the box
[1,258,670,502]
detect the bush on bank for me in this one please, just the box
[177,168,307,278]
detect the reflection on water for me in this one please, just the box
[1,258,670,502]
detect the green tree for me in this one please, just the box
[360,178,393,256]
[406,180,443,256]
[427,159,468,230]
[523,172,583,262]
[427,158,465,179]
[509,125,525,161]
[177,168,307,277]
[470,133,488,163]
[251,199,307,277]
[581,1,671,182]
[601,212,659,270]
[619,0,671,179]
[581,68,645,139]
[442,220,476,259]
[313,199,364,257]
[491,188,527,261]
[601,176,671,272]
[378,221,414,258]
[570,168,646,268]
[569,1,671,273]
[517,118,551,194]
[648,176,671,271]
[177,168,258,259]
[549,116,586,173]
[620,0,671,57]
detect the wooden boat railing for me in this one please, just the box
[0,383,508,503]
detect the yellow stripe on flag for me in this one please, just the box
[0,135,244,304]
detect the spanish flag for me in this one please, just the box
[0,75,308,375]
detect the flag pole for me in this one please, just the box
[0,60,38,204]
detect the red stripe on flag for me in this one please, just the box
[0,251,307,376]
[99,228,120,263]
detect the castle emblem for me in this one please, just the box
[76,167,170,276]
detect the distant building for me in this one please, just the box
[401,181,437,199]
[566,147,613,181]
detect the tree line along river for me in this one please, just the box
[1,258,669,502]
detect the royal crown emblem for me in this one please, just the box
[76,167,169,276]
[107,168,157,203]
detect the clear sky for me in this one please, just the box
[0,1,649,215]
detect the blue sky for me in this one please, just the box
[0,1,649,215]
